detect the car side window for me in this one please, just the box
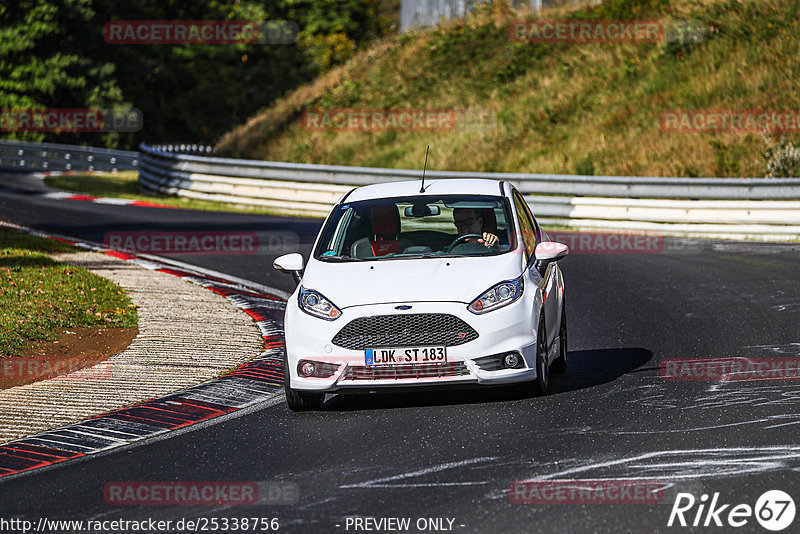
[512,191,536,262]
[518,194,543,244]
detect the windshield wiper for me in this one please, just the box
[441,251,496,258]
[399,253,436,259]
[318,255,364,262]
[373,252,441,260]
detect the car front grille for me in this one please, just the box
[332,313,478,350]
[342,362,470,380]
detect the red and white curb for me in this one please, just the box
[0,221,290,480]
[38,190,178,209]
[5,171,181,209]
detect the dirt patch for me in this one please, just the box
[0,327,138,389]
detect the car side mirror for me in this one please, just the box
[273,253,305,285]
[533,241,569,275]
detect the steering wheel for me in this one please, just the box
[447,233,490,251]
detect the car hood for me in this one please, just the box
[301,254,524,308]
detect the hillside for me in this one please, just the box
[216,0,800,178]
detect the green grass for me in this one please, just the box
[46,172,142,197]
[44,172,303,217]
[216,0,800,178]
[0,228,138,356]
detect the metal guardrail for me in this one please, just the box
[2,140,798,241]
[138,143,800,240]
[148,144,215,156]
[137,143,800,200]
[0,139,138,172]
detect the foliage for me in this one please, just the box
[218,0,800,178]
[0,0,397,148]
[760,135,800,178]
[0,0,128,147]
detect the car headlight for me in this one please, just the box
[468,275,524,314]
[298,287,342,320]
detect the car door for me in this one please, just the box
[527,200,561,349]
[512,189,559,352]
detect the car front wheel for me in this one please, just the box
[532,314,549,396]
[552,300,567,374]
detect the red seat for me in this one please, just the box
[369,205,400,256]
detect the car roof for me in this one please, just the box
[344,179,506,203]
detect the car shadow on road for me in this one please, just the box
[323,347,653,411]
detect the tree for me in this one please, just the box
[0,0,129,146]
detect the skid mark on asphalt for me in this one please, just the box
[613,415,800,434]
[531,446,800,482]
[592,379,800,437]
[330,446,800,502]
[741,342,800,356]
[483,446,800,501]
[339,457,499,489]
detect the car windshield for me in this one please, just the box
[313,194,516,262]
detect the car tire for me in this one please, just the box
[284,355,325,412]
[532,314,549,396]
[552,300,567,374]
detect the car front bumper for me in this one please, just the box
[284,296,541,393]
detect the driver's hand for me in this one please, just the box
[478,232,498,247]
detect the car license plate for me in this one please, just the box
[365,346,447,365]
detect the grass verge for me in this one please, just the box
[0,228,138,356]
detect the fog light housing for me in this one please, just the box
[299,361,316,377]
[503,353,520,369]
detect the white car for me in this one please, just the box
[274,178,568,411]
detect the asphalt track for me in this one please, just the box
[1,179,800,533]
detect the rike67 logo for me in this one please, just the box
[668,490,795,531]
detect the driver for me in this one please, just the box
[452,208,499,247]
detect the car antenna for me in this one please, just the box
[419,145,429,193]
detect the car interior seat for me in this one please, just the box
[351,205,403,258]
[479,207,499,235]
[449,207,505,255]
[480,207,508,246]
